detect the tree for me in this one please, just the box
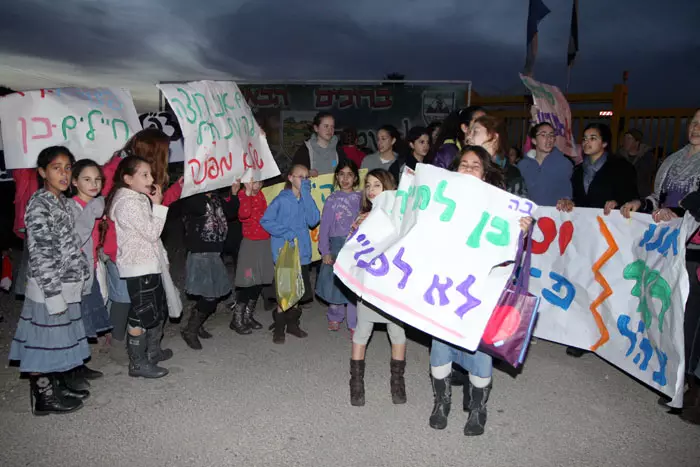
[382,73,406,86]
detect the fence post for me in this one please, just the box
[611,83,628,150]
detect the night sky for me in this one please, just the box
[0,0,698,110]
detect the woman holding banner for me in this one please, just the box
[621,109,700,424]
[428,146,532,436]
[557,123,638,357]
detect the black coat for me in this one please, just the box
[572,155,639,208]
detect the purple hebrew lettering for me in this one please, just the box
[358,253,390,277]
[454,275,481,319]
[423,275,453,306]
[392,247,413,289]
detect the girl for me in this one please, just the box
[349,169,407,407]
[230,179,274,335]
[10,146,92,415]
[340,127,367,168]
[69,159,112,381]
[361,125,402,173]
[429,146,532,436]
[180,182,240,349]
[292,112,348,177]
[392,126,431,181]
[107,156,171,379]
[468,115,528,198]
[260,164,321,344]
[427,106,486,169]
[316,160,361,333]
[100,129,182,363]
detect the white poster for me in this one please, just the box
[157,81,280,198]
[0,88,141,169]
[334,164,536,351]
[530,208,690,406]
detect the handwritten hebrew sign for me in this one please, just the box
[0,88,141,169]
[157,81,280,198]
[520,74,579,163]
[262,169,367,262]
[334,164,536,351]
[530,208,690,406]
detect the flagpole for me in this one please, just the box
[566,66,571,93]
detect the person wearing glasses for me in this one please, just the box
[517,122,574,206]
[556,123,638,357]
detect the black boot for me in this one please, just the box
[390,359,407,404]
[127,333,168,378]
[30,374,83,416]
[244,299,263,330]
[464,381,492,436]
[63,367,91,391]
[77,365,104,380]
[53,373,90,400]
[147,320,173,363]
[273,310,286,344]
[286,307,308,338]
[350,359,365,406]
[198,326,213,339]
[429,375,451,429]
[229,302,252,335]
[182,306,206,350]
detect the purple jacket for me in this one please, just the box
[432,141,460,169]
[318,190,361,256]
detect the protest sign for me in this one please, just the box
[0,88,141,169]
[520,74,579,163]
[262,169,367,262]
[157,81,280,198]
[333,164,536,351]
[530,208,690,406]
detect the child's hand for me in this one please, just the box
[519,216,533,233]
[148,184,163,205]
[352,212,368,230]
[231,179,241,195]
[244,182,254,196]
[556,198,574,212]
[301,179,312,193]
[322,254,334,265]
[309,169,319,178]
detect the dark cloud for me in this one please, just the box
[0,0,698,108]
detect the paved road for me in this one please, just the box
[0,297,699,467]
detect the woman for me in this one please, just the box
[468,115,527,198]
[558,123,638,357]
[427,106,486,169]
[292,111,347,177]
[361,125,402,172]
[390,126,431,181]
[620,109,700,424]
[429,145,532,436]
[517,122,574,206]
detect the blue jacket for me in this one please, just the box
[260,180,320,265]
[517,148,574,206]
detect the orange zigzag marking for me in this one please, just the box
[589,216,618,351]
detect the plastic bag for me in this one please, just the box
[275,239,305,312]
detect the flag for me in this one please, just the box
[524,0,551,76]
[567,0,579,68]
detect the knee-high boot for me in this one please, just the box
[429,375,451,429]
[285,306,307,338]
[464,381,492,436]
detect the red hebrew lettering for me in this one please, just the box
[243,143,265,170]
[337,89,355,109]
[188,152,234,186]
[532,217,557,254]
[243,87,290,108]
[373,88,392,109]
[315,89,334,108]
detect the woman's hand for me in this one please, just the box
[519,216,533,233]
[148,184,163,205]
[620,200,641,219]
[652,208,678,223]
[309,169,319,178]
[556,198,574,212]
[352,212,368,231]
[603,200,618,216]
[322,254,334,265]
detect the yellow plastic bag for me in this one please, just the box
[275,239,305,312]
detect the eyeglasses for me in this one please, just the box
[536,133,556,139]
[582,136,601,142]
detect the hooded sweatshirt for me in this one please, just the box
[110,187,168,278]
[69,196,105,291]
[260,179,320,265]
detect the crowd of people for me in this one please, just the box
[4,104,700,434]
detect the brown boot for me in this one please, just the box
[680,379,700,425]
[286,307,308,338]
[390,359,407,404]
[350,359,365,406]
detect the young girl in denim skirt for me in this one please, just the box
[429,146,531,436]
[315,160,361,333]
[69,160,112,380]
[10,147,92,415]
[229,179,274,335]
[107,156,171,379]
[260,164,320,344]
[180,182,240,349]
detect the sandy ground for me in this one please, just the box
[0,227,698,467]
